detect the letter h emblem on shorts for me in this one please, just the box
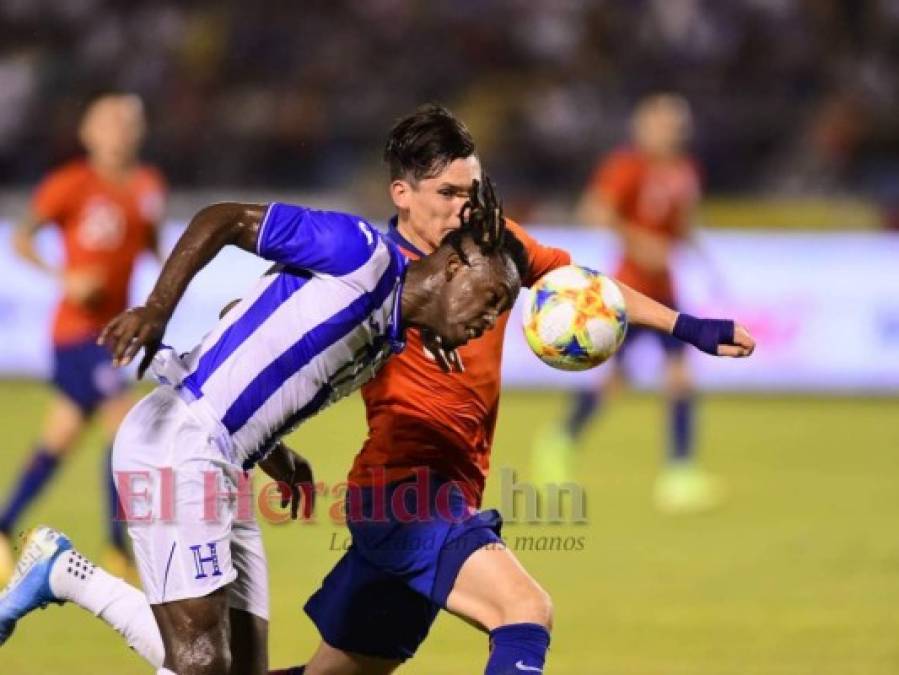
[190,542,223,579]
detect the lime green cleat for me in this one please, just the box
[654,464,726,515]
[0,533,13,588]
[531,425,577,487]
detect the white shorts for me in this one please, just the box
[111,386,269,620]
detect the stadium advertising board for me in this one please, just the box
[1,224,896,392]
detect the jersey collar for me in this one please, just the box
[386,241,409,354]
[386,216,427,259]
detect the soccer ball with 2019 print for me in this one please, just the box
[522,264,628,371]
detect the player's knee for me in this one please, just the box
[167,632,232,675]
[530,587,554,631]
[42,444,73,458]
[170,650,232,675]
[665,357,693,395]
[503,585,554,630]
[40,433,79,457]
[604,366,626,397]
[667,381,692,401]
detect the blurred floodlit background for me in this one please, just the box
[0,1,897,211]
[1,0,897,386]
[0,2,897,674]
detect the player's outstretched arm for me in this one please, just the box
[98,202,266,375]
[618,281,755,358]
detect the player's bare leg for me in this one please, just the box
[304,641,401,675]
[446,544,553,673]
[152,588,236,675]
[38,393,89,455]
[98,390,136,439]
[446,544,552,631]
[654,350,725,514]
[230,607,269,675]
[0,394,86,583]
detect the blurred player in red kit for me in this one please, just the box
[534,93,723,514]
[0,92,166,580]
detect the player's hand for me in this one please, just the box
[97,304,169,376]
[258,443,315,520]
[718,323,755,358]
[63,269,105,309]
[421,328,464,373]
[672,314,755,358]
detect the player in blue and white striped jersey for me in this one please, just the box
[0,188,528,675]
[172,200,412,472]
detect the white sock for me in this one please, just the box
[49,548,165,668]
[157,670,177,674]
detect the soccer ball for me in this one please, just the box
[522,265,628,371]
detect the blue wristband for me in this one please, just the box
[672,313,735,355]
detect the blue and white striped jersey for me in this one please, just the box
[169,202,407,469]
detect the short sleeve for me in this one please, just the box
[32,167,79,224]
[256,202,380,276]
[506,219,571,288]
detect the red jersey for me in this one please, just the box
[347,219,570,506]
[589,148,700,303]
[32,159,166,345]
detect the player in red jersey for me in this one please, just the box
[534,93,723,514]
[0,92,166,581]
[296,106,750,675]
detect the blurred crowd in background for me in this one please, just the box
[0,0,897,216]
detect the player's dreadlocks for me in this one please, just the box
[441,175,529,284]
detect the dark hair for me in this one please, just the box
[80,88,134,112]
[384,103,476,181]
[439,227,529,287]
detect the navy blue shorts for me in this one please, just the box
[618,324,685,358]
[304,471,503,661]
[51,338,127,415]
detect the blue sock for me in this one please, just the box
[0,447,60,534]
[105,445,127,550]
[668,396,694,463]
[486,623,550,674]
[565,390,600,440]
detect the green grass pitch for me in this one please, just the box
[0,381,897,674]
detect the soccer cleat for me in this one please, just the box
[531,425,576,487]
[0,526,72,646]
[0,533,14,587]
[654,464,726,515]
